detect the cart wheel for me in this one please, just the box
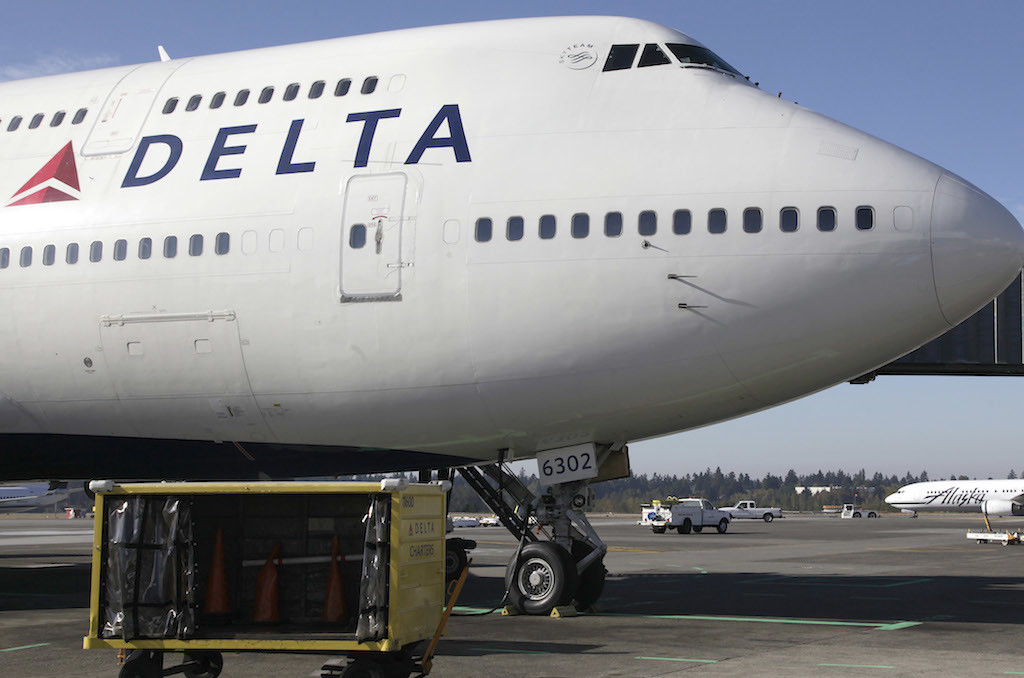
[183,651,224,678]
[506,541,578,615]
[119,650,162,678]
[340,657,384,678]
[445,539,468,582]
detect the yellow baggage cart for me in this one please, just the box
[83,479,447,678]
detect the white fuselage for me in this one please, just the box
[0,483,69,512]
[0,17,1022,478]
[886,480,1024,514]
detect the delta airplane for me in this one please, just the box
[0,481,70,513]
[886,479,1024,524]
[1,16,1022,614]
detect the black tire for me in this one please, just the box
[717,519,729,534]
[571,541,607,611]
[119,651,162,678]
[340,658,384,678]
[652,525,666,534]
[679,519,692,534]
[445,539,468,582]
[506,541,578,615]
[853,512,862,518]
[763,513,774,522]
[692,526,704,533]
[183,651,223,678]
[867,512,877,519]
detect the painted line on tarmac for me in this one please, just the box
[0,643,50,653]
[819,663,893,669]
[637,656,717,664]
[600,613,920,631]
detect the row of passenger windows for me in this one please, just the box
[470,207,876,242]
[0,233,230,269]
[162,76,380,115]
[2,108,88,133]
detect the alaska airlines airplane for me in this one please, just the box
[0,482,70,512]
[886,480,1024,517]
[0,16,1022,613]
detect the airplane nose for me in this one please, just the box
[931,173,1024,326]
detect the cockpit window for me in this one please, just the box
[638,44,671,68]
[603,44,639,72]
[666,44,742,76]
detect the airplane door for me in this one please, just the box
[340,173,407,302]
[82,59,190,157]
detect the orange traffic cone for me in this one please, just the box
[204,527,231,615]
[323,536,345,622]
[253,542,281,622]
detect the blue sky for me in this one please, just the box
[2,1,1022,479]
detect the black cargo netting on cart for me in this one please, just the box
[102,496,196,640]
[355,493,390,643]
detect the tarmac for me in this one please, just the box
[1,512,1023,677]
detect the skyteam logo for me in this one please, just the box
[7,141,81,206]
[559,43,598,70]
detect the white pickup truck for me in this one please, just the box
[727,500,783,522]
[651,498,731,534]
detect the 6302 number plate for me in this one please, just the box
[536,443,599,485]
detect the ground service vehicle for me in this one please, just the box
[841,504,878,519]
[652,498,731,534]
[727,501,782,522]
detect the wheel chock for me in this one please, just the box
[550,605,578,618]
[501,606,522,616]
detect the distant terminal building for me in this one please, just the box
[794,486,840,495]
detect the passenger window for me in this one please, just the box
[269,229,285,253]
[210,92,226,109]
[297,228,313,251]
[639,210,657,236]
[43,244,55,266]
[603,44,639,71]
[138,238,152,260]
[258,86,274,104]
[673,209,691,235]
[89,241,102,262]
[350,224,367,248]
[0,247,8,269]
[335,79,352,96]
[507,216,524,241]
[475,218,493,243]
[780,207,799,232]
[605,211,623,237]
[572,213,590,239]
[163,236,178,258]
[215,232,230,255]
[234,89,250,106]
[856,206,874,230]
[638,44,671,67]
[241,230,257,255]
[72,108,87,124]
[361,77,378,94]
[708,209,727,234]
[50,111,65,127]
[29,113,44,129]
[20,246,31,267]
[162,98,178,114]
[186,95,202,111]
[66,243,79,264]
[114,239,127,261]
[283,83,300,101]
[743,208,762,233]
[539,215,556,240]
[817,207,837,232]
[8,116,22,131]
[189,234,203,256]
[309,81,325,99]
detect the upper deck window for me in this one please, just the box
[603,44,639,72]
[284,83,300,101]
[638,44,671,68]
[666,44,742,76]
[7,116,22,131]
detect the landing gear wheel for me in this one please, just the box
[506,541,578,615]
[571,541,607,611]
[677,519,692,534]
[692,526,704,533]
[339,658,384,678]
[716,519,729,534]
[119,650,162,678]
[763,513,774,522]
[183,651,223,678]
[445,538,468,582]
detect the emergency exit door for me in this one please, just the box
[340,173,407,302]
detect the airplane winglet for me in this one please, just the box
[158,45,171,62]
